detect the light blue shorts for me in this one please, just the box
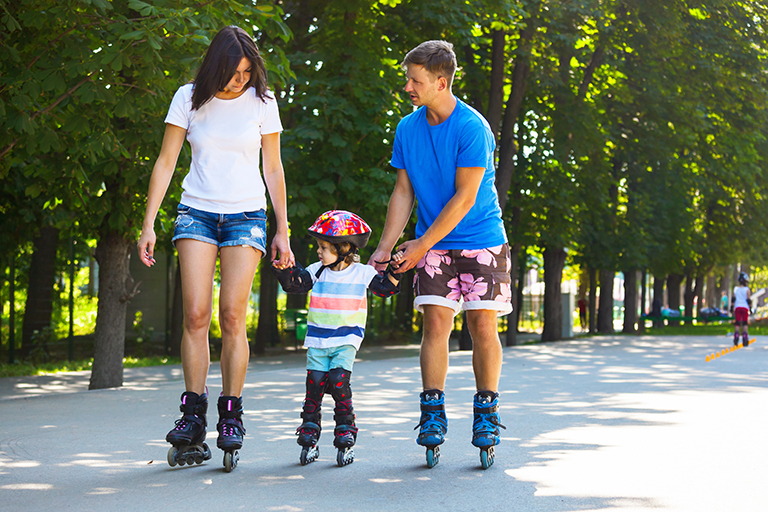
[306,345,357,372]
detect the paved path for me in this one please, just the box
[1,334,766,511]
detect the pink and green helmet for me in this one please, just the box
[308,210,371,249]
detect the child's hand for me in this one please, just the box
[272,260,288,270]
[391,250,405,269]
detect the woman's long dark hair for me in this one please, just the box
[191,26,269,110]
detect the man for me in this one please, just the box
[369,40,512,469]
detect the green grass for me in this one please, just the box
[0,356,182,379]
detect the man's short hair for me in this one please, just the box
[402,40,457,87]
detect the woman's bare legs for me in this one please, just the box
[218,246,260,397]
[176,239,219,395]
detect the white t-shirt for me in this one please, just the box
[303,262,379,350]
[733,286,750,310]
[165,83,283,214]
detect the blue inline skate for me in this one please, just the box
[414,389,448,468]
[217,396,246,472]
[472,391,506,469]
[166,391,212,467]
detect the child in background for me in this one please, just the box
[731,272,752,347]
[272,210,401,466]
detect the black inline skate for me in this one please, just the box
[472,391,506,469]
[296,370,328,465]
[297,398,322,465]
[333,399,358,466]
[217,395,246,472]
[414,389,448,468]
[328,368,357,466]
[166,391,212,467]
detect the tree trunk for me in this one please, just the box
[495,23,534,211]
[89,230,133,390]
[667,273,683,327]
[597,269,615,333]
[505,242,521,346]
[693,270,705,317]
[254,212,279,353]
[652,275,665,328]
[395,269,414,334]
[622,269,638,333]
[541,246,566,342]
[168,259,183,357]
[588,267,597,334]
[21,226,60,358]
[486,29,506,137]
[684,272,695,323]
[286,234,309,310]
[638,269,647,333]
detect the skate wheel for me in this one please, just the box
[223,450,239,472]
[167,446,178,467]
[300,446,319,466]
[426,446,440,468]
[480,446,495,469]
[336,447,354,467]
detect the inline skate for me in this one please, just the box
[217,395,245,472]
[333,399,358,466]
[472,391,506,469]
[414,389,447,468]
[166,391,212,467]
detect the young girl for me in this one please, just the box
[731,272,752,347]
[272,210,400,466]
[137,26,294,472]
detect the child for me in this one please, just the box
[731,272,752,347]
[272,210,401,466]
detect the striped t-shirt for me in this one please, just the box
[304,262,379,350]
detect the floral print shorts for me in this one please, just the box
[413,243,513,316]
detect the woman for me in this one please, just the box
[137,26,293,471]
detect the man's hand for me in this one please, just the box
[389,239,428,274]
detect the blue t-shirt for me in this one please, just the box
[391,98,507,249]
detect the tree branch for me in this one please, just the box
[577,44,605,102]
[0,75,92,160]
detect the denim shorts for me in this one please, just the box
[172,203,267,255]
[305,345,357,372]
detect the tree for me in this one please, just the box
[2,0,292,387]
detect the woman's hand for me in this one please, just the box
[137,227,157,267]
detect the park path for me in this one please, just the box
[1,334,767,512]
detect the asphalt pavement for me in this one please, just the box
[1,334,767,512]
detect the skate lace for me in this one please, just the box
[414,411,447,433]
[173,418,189,431]
[473,413,506,434]
[219,419,245,437]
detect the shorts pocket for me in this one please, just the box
[242,209,267,221]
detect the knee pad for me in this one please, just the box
[327,367,352,402]
[305,370,328,402]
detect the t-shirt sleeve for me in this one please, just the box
[390,121,405,169]
[306,262,322,284]
[261,92,283,135]
[362,264,379,286]
[164,85,191,130]
[456,118,494,168]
